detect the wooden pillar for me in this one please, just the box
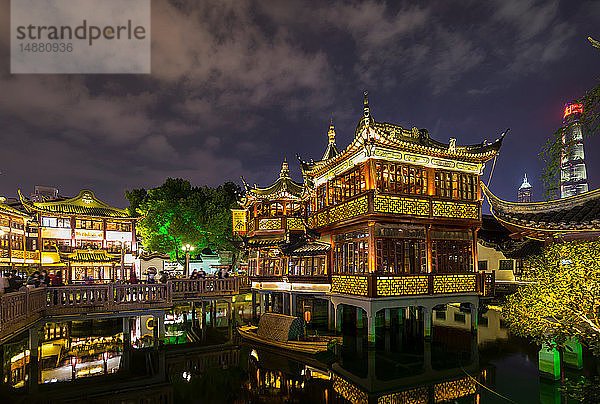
[356,307,364,329]
[368,221,376,273]
[470,302,478,333]
[367,313,376,347]
[472,228,478,272]
[423,307,432,340]
[427,168,435,196]
[426,225,432,273]
[251,291,257,321]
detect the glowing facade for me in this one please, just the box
[19,189,138,282]
[238,93,504,299]
[0,198,39,271]
[561,102,588,198]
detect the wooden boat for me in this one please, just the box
[237,313,340,355]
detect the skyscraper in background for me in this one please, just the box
[560,102,588,198]
[518,174,532,202]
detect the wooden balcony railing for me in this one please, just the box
[330,272,486,298]
[308,190,481,229]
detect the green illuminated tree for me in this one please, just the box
[503,240,600,355]
[126,178,242,260]
[541,37,600,200]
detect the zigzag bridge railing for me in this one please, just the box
[0,277,243,341]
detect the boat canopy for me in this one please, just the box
[257,313,304,342]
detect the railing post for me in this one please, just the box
[25,287,30,315]
[166,280,172,304]
[428,274,434,295]
[107,283,114,309]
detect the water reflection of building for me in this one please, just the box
[18,189,139,282]
[432,305,509,345]
[3,319,123,389]
[2,314,242,403]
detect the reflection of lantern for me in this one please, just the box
[304,310,311,323]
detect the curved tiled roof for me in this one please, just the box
[19,189,136,219]
[482,183,600,232]
[242,160,305,200]
[290,241,331,256]
[63,250,120,263]
[139,252,170,261]
[0,200,30,218]
[299,107,505,176]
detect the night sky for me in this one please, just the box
[1,0,599,211]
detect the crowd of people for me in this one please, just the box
[189,268,229,279]
[0,267,233,295]
[0,269,65,294]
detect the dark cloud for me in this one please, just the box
[0,0,599,207]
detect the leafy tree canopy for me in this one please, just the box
[503,240,600,355]
[126,178,242,260]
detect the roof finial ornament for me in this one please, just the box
[448,138,456,153]
[328,115,336,144]
[280,158,289,177]
[363,91,369,118]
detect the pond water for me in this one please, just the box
[0,297,592,403]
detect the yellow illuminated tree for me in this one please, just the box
[503,240,600,355]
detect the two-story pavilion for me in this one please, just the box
[0,198,39,273]
[240,92,504,342]
[18,189,139,282]
[241,160,331,313]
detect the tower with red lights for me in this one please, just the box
[560,102,588,198]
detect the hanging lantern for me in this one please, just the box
[304,310,311,323]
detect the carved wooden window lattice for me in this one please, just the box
[435,170,477,201]
[376,161,428,196]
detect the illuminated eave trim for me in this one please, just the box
[312,149,485,187]
[251,280,331,293]
[483,186,600,235]
[304,126,498,178]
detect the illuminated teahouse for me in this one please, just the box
[19,189,139,282]
[238,92,504,342]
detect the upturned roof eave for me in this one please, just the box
[301,119,502,178]
[18,189,138,220]
[482,183,600,233]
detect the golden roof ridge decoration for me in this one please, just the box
[0,199,31,218]
[241,159,306,201]
[298,93,506,177]
[18,189,136,219]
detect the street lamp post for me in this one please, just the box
[181,244,195,277]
